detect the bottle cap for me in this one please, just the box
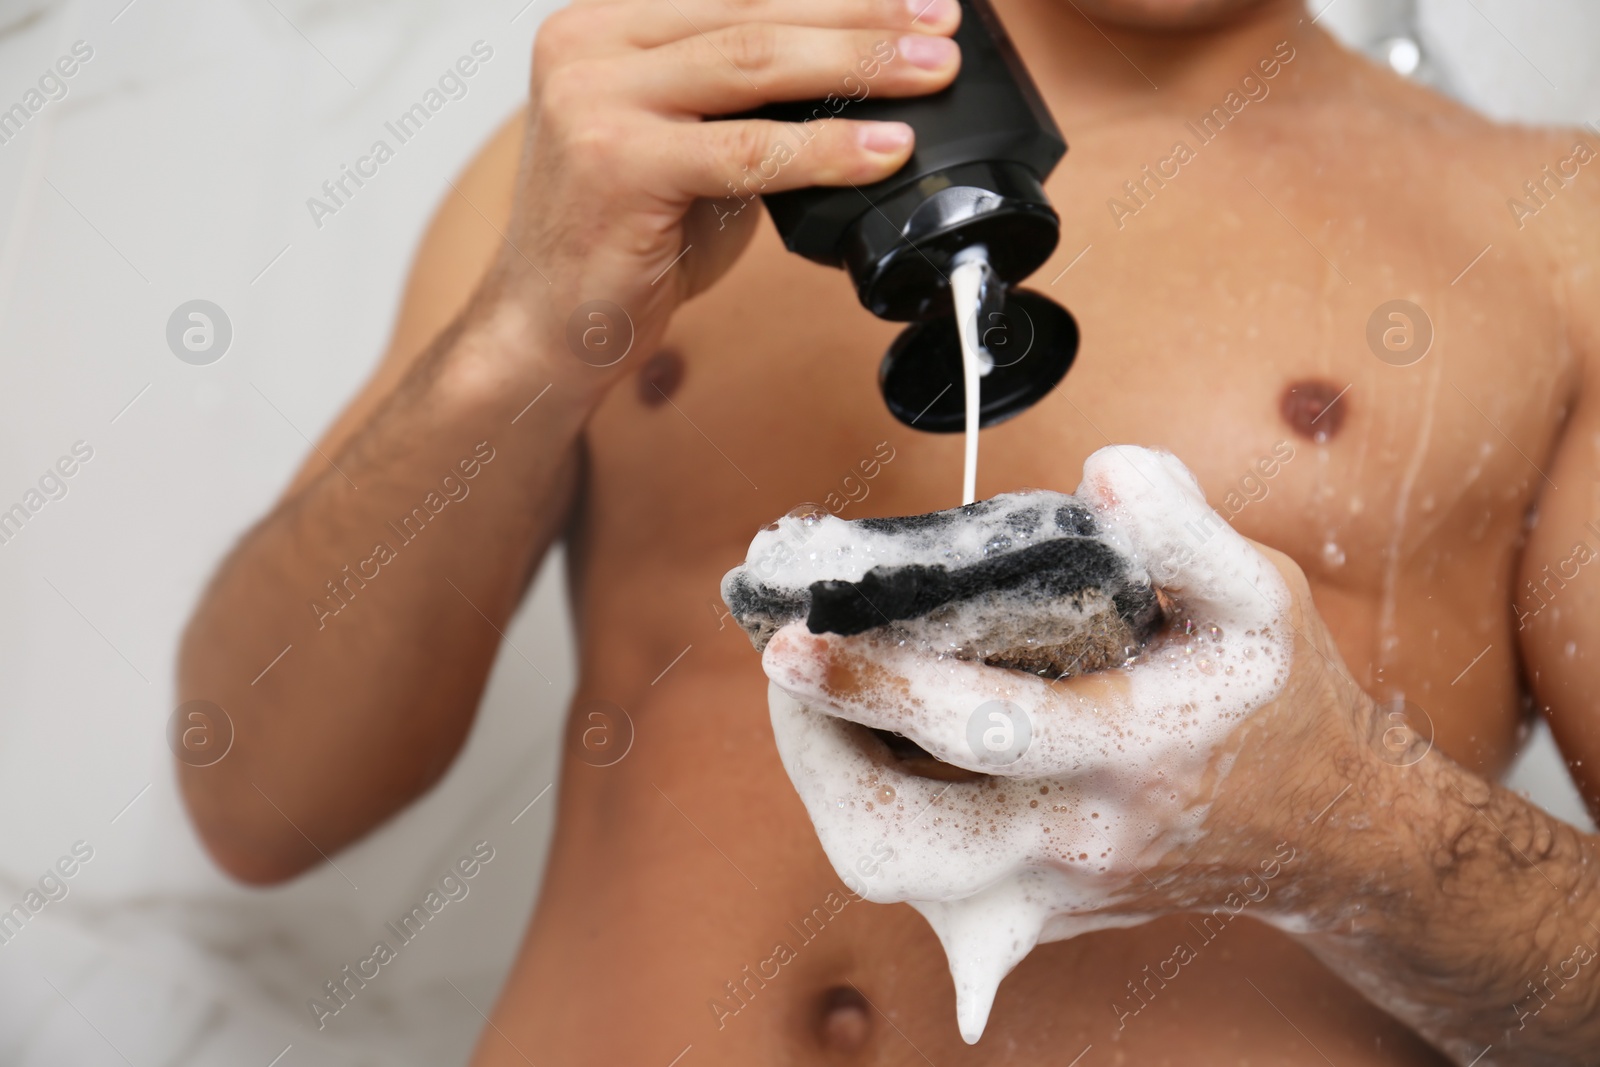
[841,162,1061,322]
[879,289,1078,431]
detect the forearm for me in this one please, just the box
[1292,727,1600,1065]
[178,291,594,882]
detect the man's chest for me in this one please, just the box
[617,213,1570,590]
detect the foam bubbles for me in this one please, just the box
[749,447,1293,1043]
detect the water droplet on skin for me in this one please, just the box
[878,785,896,804]
[1322,541,1346,567]
[1565,641,1578,659]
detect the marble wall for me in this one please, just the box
[0,1,1592,1064]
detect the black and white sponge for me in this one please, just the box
[720,491,1162,678]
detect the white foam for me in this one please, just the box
[757,447,1293,1043]
[723,489,1097,596]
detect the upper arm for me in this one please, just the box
[1515,159,1600,818]
[1518,382,1600,815]
[281,108,527,497]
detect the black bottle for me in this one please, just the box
[749,0,1079,432]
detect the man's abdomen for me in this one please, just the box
[470,662,1449,1067]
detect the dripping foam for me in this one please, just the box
[738,448,1294,1043]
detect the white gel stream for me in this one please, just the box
[738,447,1295,1043]
[950,245,993,507]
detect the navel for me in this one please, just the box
[815,985,872,1053]
[1280,378,1349,442]
[637,348,685,407]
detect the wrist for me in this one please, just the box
[439,282,625,422]
[1267,696,1443,936]
[1217,681,1413,929]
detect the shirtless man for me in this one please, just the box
[176,0,1600,1061]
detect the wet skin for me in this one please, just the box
[482,18,1598,1065]
[178,0,1600,1063]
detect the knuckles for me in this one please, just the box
[536,58,610,117]
[714,117,778,174]
[713,21,779,73]
[878,0,913,27]
[531,7,591,76]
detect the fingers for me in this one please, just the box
[666,115,916,197]
[614,27,958,116]
[613,0,961,51]
[762,623,1130,779]
[532,19,954,201]
[1068,447,1297,755]
[531,50,917,193]
[528,0,962,223]
[536,0,958,70]
[1075,446,1289,630]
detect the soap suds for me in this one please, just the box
[729,447,1293,1043]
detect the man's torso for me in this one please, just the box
[472,33,1591,1066]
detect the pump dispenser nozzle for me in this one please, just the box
[747,0,1079,430]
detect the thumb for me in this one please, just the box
[1076,445,1289,632]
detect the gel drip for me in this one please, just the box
[950,245,1003,507]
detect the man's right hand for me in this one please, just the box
[175,0,959,886]
[498,0,962,398]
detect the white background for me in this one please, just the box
[0,1,1594,1064]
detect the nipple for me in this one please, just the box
[1280,379,1348,442]
[815,985,872,1053]
[637,348,685,407]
